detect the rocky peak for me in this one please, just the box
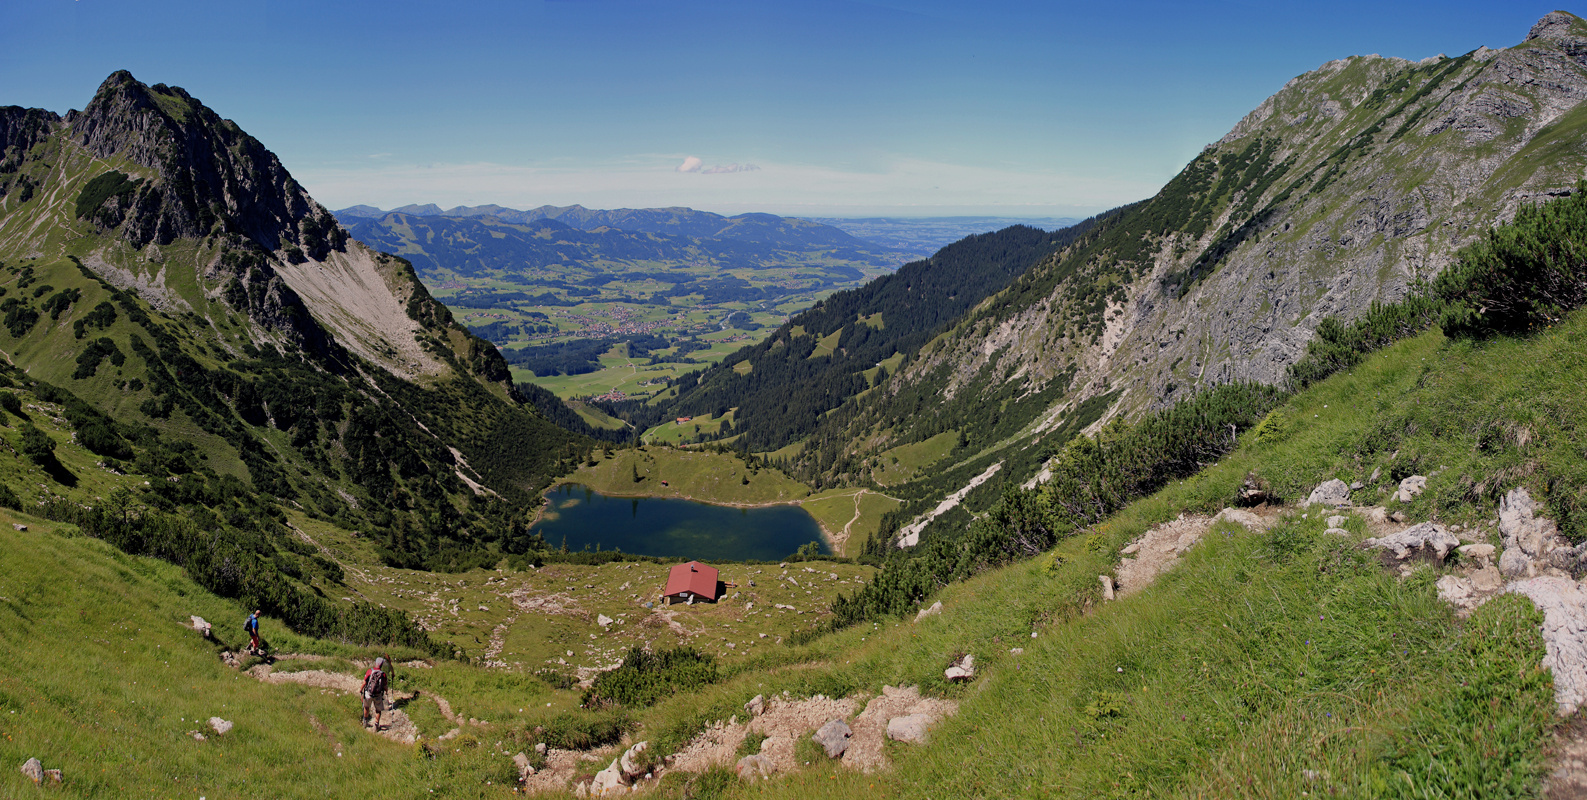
[1527,11,1587,43]
[66,70,343,259]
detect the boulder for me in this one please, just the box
[745,694,766,716]
[735,753,776,779]
[1099,575,1115,601]
[813,718,852,758]
[589,760,629,796]
[1304,480,1351,508]
[914,601,942,622]
[1396,475,1428,503]
[618,741,649,780]
[1364,522,1459,563]
[20,757,42,784]
[887,714,932,744]
[190,616,211,637]
[209,717,233,736]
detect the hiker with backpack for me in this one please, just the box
[244,610,261,655]
[361,657,390,730]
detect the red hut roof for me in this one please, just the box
[664,561,719,601]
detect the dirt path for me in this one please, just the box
[242,660,439,745]
[1113,508,1270,597]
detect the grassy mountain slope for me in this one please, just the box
[716,13,1587,539]
[3,270,1574,798]
[0,71,600,628]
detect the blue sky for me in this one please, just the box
[1,1,1560,217]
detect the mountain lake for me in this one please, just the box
[532,484,829,561]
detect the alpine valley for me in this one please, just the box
[5,11,1587,800]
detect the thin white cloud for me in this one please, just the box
[675,156,702,173]
[699,163,759,174]
[298,154,1161,216]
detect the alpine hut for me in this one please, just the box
[663,561,720,605]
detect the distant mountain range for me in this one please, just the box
[335,203,923,259]
[809,216,1080,254]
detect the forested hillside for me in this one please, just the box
[624,213,1121,463]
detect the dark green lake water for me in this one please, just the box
[532,484,828,561]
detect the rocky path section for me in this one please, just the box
[238,658,441,745]
[1112,508,1269,597]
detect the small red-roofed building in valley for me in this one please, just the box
[663,561,720,605]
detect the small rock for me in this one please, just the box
[945,654,975,682]
[190,616,211,637]
[590,760,629,795]
[1326,515,1347,529]
[1212,508,1265,531]
[618,741,649,780]
[745,694,766,716]
[812,719,852,758]
[735,753,776,779]
[535,742,548,755]
[1369,467,1382,483]
[20,757,43,784]
[1389,511,1406,523]
[1304,479,1351,508]
[597,614,613,627]
[887,714,932,744]
[1099,575,1115,601]
[1349,481,1365,491]
[1009,647,1024,655]
[513,752,535,778]
[914,601,943,621]
[1396,475,1428,503]
[1471,565,1503,592]
[1324,527,1351,537]
[209,717,233,736]
[1459,543,1496,567]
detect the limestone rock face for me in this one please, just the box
[1499,487,1585,578]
